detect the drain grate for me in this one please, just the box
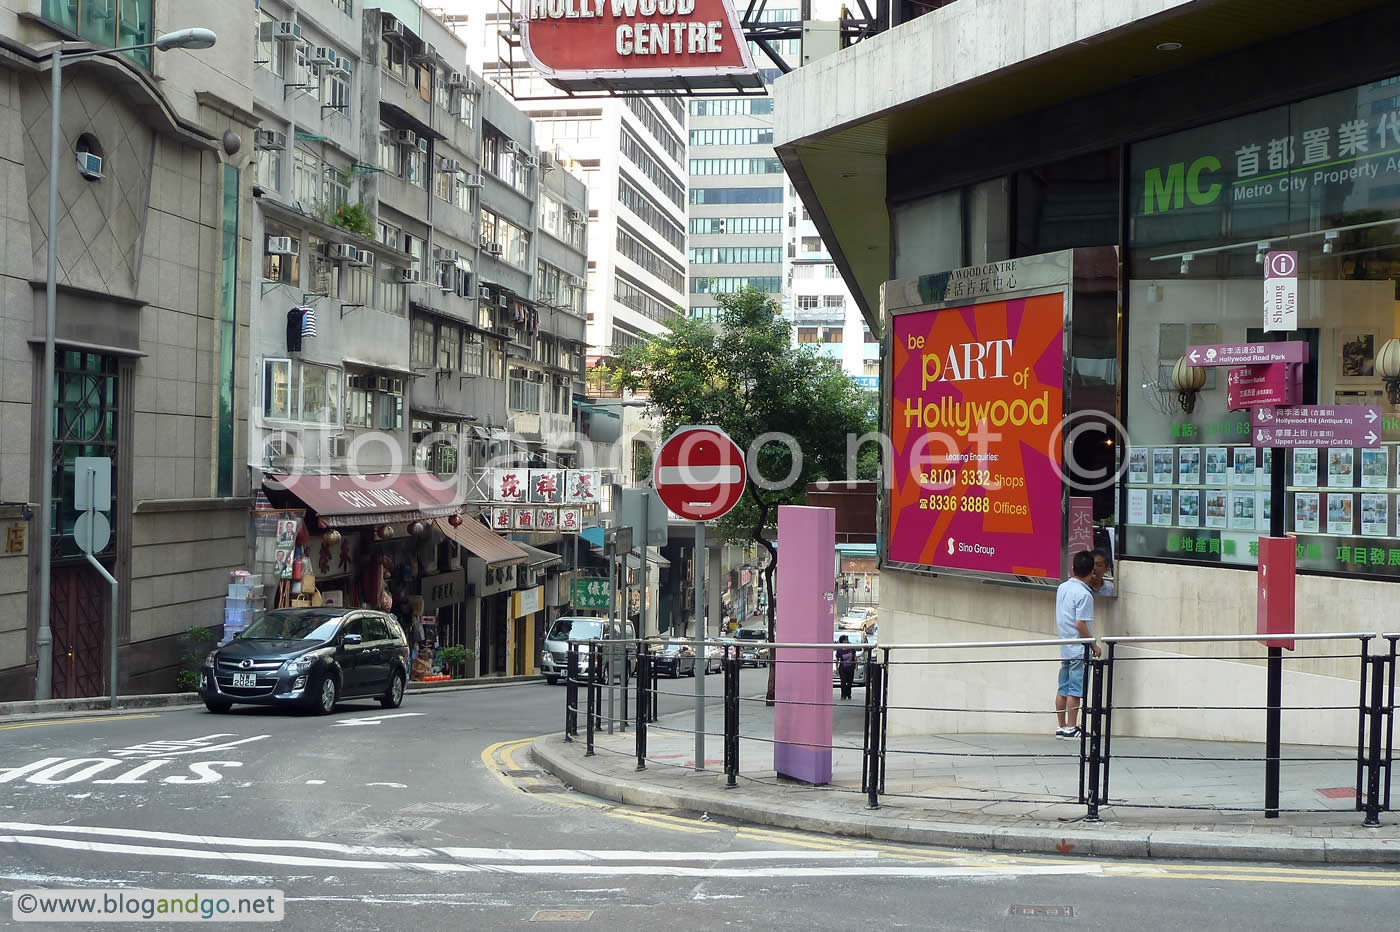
[401,801,490,815]
[530,909,593,921]
[503,769,550,778]
[520,784,566,794]
[1009,905,1074,918]
[371,816,441,831]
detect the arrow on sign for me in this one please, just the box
[334,713,424,727]
[1366,431,1379,445]
[1366,409,1379,423]
[1189,350,1200,363]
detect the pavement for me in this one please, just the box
[4,672,1400,929]
[534,680,1400,865]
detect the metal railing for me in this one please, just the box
[559,633,1397,825]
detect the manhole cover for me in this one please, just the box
[530,909,593,921]
[372,817,441,831]
[401,801,490,815]
[1009,905,1074,918]
[521,784,566,794]
[503,769,550,778]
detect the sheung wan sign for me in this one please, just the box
[521,0,761,92]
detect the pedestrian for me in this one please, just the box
[1054,550,1100,739]
[835,635,857,700]
[1090,548,1115,597]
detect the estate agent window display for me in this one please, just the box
[1123,73,1400,581]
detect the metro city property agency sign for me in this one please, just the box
[885,292,1066,581]
[521,0,760,91]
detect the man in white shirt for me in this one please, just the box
[1054,550,1101,739]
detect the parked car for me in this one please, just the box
[832,630,870,688]
[734,626,770,667]
[540,616,636,685]
[651,639,698,678]
[200,607,409,715]
[705,640,732,674]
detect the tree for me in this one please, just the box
[610,287,878,700]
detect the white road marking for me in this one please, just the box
[365,782,407,788]
[305,780,326,785]
[109,735,267,758]
[334,713,424,727]
[0,834,1106,879]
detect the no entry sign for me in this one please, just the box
[653,426,746,521]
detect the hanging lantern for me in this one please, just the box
[1377,338,1400,406]
[322,528,342,545]
[448,513,464,527]
[408,520,426,537]
[379,525,395,540]
[1170,356,1207,414]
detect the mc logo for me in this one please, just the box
[1143,156,1222,215]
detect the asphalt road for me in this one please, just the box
[2,671,1398,930]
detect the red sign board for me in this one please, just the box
[521,0,760,92]
[653,426,746,522]
[1226,363,1300,410]
[1257,537,1296,650]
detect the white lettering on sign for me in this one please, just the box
[534,0,715,60]
[335,488,414,510]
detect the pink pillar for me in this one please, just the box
[773,504,836,784]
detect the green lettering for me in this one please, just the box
[1186,156,1222,206]
[1144,163,1185,215]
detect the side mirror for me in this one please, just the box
[343,633,363,646]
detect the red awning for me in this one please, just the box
[267,473,460,528]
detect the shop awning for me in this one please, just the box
[622,548,670,570]
[435,517,528,568]
[266,473,460,528]
[517,543,563,569]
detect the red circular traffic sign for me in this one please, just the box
[653,426,746,522]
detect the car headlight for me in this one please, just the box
[202,651,217,668]
[285,654,318,675]
[541,650,550,663]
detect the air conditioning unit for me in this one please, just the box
[381,15,403,36]
[394,268,417,284]
[503,139,521,154]
[372,375,391,392]
[413,42,438,63]
[440,158,462,174]
[478,283,493,300]
[523,154,539,169]
[540,150,556,170]
[75,151,103,180]
[395,129,418,147]
[461,173,484,188]
[447,71,472,88]
[266,236,297,256]
[285,61,309,87]
[328,243,357,262]
[309,46,336,66]
[485,242,503,256]
[352,250,375,269]
[254,129,287,151]
[326,436,349,459]
[262,21,302,43]
[329,60,350,77]
[434,247,461,263]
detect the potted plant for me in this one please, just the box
[438,644,475,679]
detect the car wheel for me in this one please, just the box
[313,674,338,715]
[204,699,232,714]
[380,671,405,709]
[688,662,697,677]
[546,675,559,686]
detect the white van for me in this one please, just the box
[540,616,636,685]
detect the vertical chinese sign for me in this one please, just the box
[887,294,1066,579]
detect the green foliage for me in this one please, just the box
[439,644,475,678]
[608,286,879,683]
[175,625,215,693]
[331,202,375,238]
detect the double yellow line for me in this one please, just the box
[0,713,160,732]
[480,735,1400,886]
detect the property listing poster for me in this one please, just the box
[887,293,1065,579]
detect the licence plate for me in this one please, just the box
[232,673,257,688]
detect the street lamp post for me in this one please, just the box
[35,28,217,700]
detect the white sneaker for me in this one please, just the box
[1056,726,1081,740]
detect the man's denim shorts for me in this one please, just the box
[1057,659,1085,698]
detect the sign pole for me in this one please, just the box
[607,533,616,736]
[639,490,649,639]
[694,519,706,771]
[1265,446,1285,818]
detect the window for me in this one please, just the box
[412,419,460,476]
[509,367,542,413]
[823,295,845,308]
[262,223,299,284]
[824,329,843,344]
[434,67,452,112]
[377,124,399,174]
[485,339,504,379]
[254,9,287,76]
[437,322,460,370]
[617,176,684,251]
[796,295,819,310]
[687,158,783,175]
[377,221,400,251]
[797,328,819,344]
[619,128,685,208]
[625,97,684,166]
[483,129,530,194]
[381,37,406,81]
[320,63,351,116]
[688,247,784,265]
[480,209,529,267]
[255,148,282,194]
[689,187,784,205]
[615,273,680,322]
[44,0,152,68]
[688,98,774,116]
[690,276,782,294]
[538,260,583,314]
[324,165,348,212]
[292,150,321,208]
[801,236,823,253]
[863,328,877,344]
[541,194,586,249]
[434,159,451,201]
[405,138,427,188]
[262,359,341,424]
[824,264,841,279]
[462,336,483,376]
[414,62,432,102]
[689,216,783,235]
[453,171,473,212]
[404,234,425,280]
[345,373,403,429]
[51,351,119,558]
[792,264,814,279]
[412,316,435,368]
[616,223,685,292]
[688,128,775,146]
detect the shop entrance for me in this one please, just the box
[50,561,107,699]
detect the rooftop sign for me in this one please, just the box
[521,0,762,92]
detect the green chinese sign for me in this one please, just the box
[571,577,610,609]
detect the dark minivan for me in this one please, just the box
[200,608,410,715]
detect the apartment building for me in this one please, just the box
[0,0,257,699]
[444,2,690,360]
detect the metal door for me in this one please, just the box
[50,561,106,699]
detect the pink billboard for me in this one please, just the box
[887,294,1066,579]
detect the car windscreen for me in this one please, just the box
[240,611,342,642]
[548,619,604,641]
[735,629,766,640]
